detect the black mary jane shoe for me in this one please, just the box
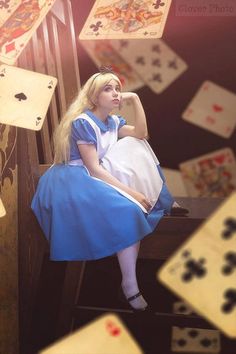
[119,289,148,312]
[170,206,189,216]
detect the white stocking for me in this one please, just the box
[117,242,147,310]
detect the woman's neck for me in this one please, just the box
[92,107,110,122]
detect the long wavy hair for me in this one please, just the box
[53,72,122,164]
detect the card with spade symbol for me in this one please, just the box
[182,81,236,138]
[0,64,57,130]
[0,197,6,217]
[158,192,236,338]
[40,313,143,354]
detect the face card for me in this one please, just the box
[179,148,236,198]
[0,0,56,65]
[80,39,144,91]
[162,168,188,197]
[79,0,173,40]
[182,81,236,139]
[171,326,221,353]
[110,38,188,94]
[39,313,143,354]
[0,64,57,130]
[0,197,6,217]
[158,192,236,338]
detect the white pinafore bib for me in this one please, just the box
[71,114,163,213]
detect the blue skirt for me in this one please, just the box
[31,164,174,261]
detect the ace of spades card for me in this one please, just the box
[0,64,57,130]
[0,197,6,217]
[110,38,188,94]
[79,0,173,40]
[40,313,143,354]
[158,192,236,338]
[0,0,56,65]
[182,81,236,139]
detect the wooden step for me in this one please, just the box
[140,197,224,259]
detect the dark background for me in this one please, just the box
[70,0,236,169]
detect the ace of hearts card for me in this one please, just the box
[40,313,143,354]
[0,0,56,65]
[0,64,57,130]
[79,0,173,40]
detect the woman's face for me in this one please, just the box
[96,79,121,112]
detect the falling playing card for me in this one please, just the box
[182,81,236,138]
[111,38,188,94]
[162,168,188,197]
[171,326,221,353]
[39,313,143,354]
[0,64,57,130]
[0,0,56,65]
[80,40,144,91]
[179,148,236,198]
[0,197,6,217]
[158,192,236,338]
[79,0,173,40]
[173,300,196,316]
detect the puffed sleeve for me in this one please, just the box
[117,115,127,129]
[71,118,97,145]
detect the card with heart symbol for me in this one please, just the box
[0,64,57,130]
[39,313,143,354]
[182,81,236,138]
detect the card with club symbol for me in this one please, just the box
[110,38,188,94]
[158,192,236,338]
[0,64,57,130]
[40,313,143,354]
[182,81,236,138]
[79,0,173,40]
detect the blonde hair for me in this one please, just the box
[53,72,122,164]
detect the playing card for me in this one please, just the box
[111,38,188,94]
[0,64,57,130]
[179,148,236,198]
[0,0,56,65]
[158,192,236,338]
[182,81,236,138]
[80,40,144,91]
[0,197,6,217]
[171,326,221,353]
[79,0,173,40]
[40,313,143,354]
[173,300,196,316]
[162,168,188,197]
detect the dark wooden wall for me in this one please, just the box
[71,0,236,168]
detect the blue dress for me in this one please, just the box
[31,110,174,261]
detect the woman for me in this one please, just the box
[31,67,188,311]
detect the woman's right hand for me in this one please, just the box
[130,190,152,212]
